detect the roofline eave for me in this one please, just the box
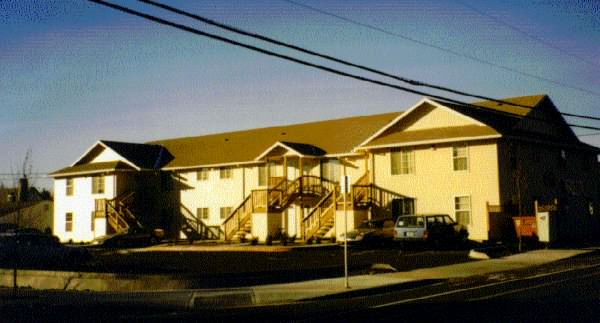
[356,134,503,151]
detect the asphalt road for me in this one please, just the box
[163,250,600,322]
[3,250,600,322]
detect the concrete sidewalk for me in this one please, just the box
[248,248,589,305]
[1,248,591,309]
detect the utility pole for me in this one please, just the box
[341,159,350,289]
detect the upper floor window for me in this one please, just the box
[91,176,105,194]
[258,165,267,186]
[391,149,414,175]
[454,196,471,225]
[220,167,233,179]
[322,159,340,182]
[66,178,74,196]
[197,169,209,181]
[453,145,468,171]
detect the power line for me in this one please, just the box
[280,0,600,98]
[577,132,600,138]
[139,0,534,110]
[90,0,600,133]
[454,0,600,71]
[140,0,600,124]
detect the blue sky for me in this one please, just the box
[1,0,599,190]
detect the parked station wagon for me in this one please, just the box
[394,214,468,247]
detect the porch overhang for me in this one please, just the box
[254,141,326,161]
[48,161,136,178]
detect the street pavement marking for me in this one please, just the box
[372,262,600,308]
[469,270,600,301]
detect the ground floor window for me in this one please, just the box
[197,207,209,220]
[65,212,73,232]
[220,207,233,220]
[454,196,471,225]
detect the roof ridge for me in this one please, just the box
[146,111,400,144]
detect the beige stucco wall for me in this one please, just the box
[91,148,126,163]
[371,140,501,240]
[178,167,251,227]
[403,104,477,131]
[53,175,116,242]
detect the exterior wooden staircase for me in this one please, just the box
[351,174,413,219]
[106,192,142,233]
[223,194,254,241]
[180,205,222,241]
[303,189,337,242]
[222,175,337,241]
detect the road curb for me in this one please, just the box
[469,246,511,260]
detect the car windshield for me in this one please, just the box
[396,217,424,228]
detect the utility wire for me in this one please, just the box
[454,0,600,71]
[139,0,533,110]
[142,0,600,123]
[280,0,600,98]
[139,0,600,123]
[90,0,600,133]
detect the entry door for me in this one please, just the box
[287,207,297,237]
[287,159,298,181]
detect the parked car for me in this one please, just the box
[0,231,90,267]
[339,219,395,245]
[90,229,164,248]
[394,214,468,248]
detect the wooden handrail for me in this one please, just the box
[223,194,254,241]
[180,205,223,240]
[303,190,336,240]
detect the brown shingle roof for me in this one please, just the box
[147,112,399,169]
[99,141,173,169]
[49,161,135,177]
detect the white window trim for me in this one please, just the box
[452,144,469,172]
[197,207,210,221]
[391,149,415,175]
[453,195,472,226]
[91,176,105,194]
[220,206,233,220]
[65,212,74,232]
[219,167,233,179]
[66,178,74,196]
[196,169,209,181]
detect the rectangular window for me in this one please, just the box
[196,169,209,181]
[92,176,105,194]
[258,165,267,186]
[220,167,232,179]
[94,199,106,218]
[453,145,468,171]
[321,159,340,182]
[66,178,74,196]
[197,207,209,220]
[220,207,233,220]
[65,212,73,232]
[455,196,471,225]
[91,212,95,231]
[391,149,414,175]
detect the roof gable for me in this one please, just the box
[255,141,326,161]
[71,140,173,171]
[358,98,495,149]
